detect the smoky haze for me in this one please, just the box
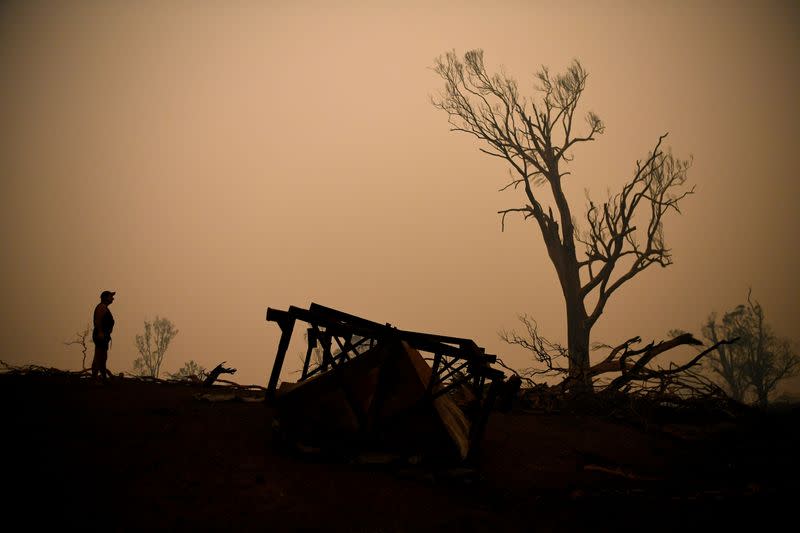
[1,1,798,392]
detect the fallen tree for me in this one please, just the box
[499,316,738,404]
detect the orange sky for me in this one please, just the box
[1,0,798,392]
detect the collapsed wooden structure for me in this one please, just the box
[265,303,506,462]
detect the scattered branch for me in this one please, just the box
[498,314,569,381]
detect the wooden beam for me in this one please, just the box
[301,327,316,381]
[266,312,296,401]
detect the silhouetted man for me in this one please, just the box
[91,290,116,381]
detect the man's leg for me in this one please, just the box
[94,344,108,381]
[91,344,100,380]
[103,339,113,379]
[99,349,109,381]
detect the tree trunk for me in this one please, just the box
[546,174,593,393]
[566,304,592,392]
[755,387,768,407]
[545,219,592,393]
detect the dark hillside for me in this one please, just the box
[2,372,797,531]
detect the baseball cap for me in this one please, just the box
[100,290,116,299]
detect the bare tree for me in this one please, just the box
[432,50,693,391]
[133,317,178,378]
[702,315,749,402]
[64,323,91,370]
[704,291,799,406]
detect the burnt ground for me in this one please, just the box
[2,371,798,532]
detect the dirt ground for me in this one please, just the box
[3,371,798,532]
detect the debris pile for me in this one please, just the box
[266,304,506,462]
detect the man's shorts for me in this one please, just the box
[92,333,110,350]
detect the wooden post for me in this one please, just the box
[266,309,296,401]
[466,376,502,463]
[319,330,333,371]
[301,327,316,380]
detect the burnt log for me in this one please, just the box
[203,362,236,387]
